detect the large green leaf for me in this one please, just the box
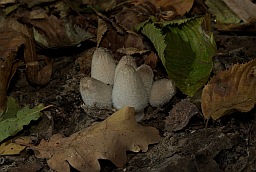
[141,17,216,96]
[0,97,44,143]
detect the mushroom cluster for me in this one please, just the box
[80,48,176,121]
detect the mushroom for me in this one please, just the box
[136,64,153,97]
[112,64,148,113]
[115,55,137,78]
[91,48,116,85]
[149,78,176,107]
[80,77,112,109]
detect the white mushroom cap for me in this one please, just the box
[112,64,148,112]
[80,77,112,109]
[115,55,137,78]
[136,64,153,97]
[91,48,116,85]
[149,79,176,107]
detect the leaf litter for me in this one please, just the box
[30,107,160,172]
[1,0,256,171]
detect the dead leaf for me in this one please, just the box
[0,28,25,116]
[19,15,94,49]
[0,142,25,155]
[201,59,256,120]
[114,1,156,31]
[32,107,160,172]
[165,99,200,132]
[223,0,256,23]
[144,51,158,69]
[117,47,148,55]
[97,17,108,47]
[149,0,194,16]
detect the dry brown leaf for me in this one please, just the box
[223,0,256,23]
[144,51,158,69]
[0,28,25,116]
[165,99,200,132]
[19,15,94,49]
[98,2,153,52]
[149,0,194,16]
[114,1,156,31]
[32,107,160,172]
[201,59,256,120]
[97,17,108,47]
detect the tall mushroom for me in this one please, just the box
[91,48,116,85]
[112,64,148,120]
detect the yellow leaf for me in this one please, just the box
[0,142,26,155]
[201,59,256,120]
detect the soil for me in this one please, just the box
[1,32,256,172]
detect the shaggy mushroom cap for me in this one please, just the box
[80,77,112,109]
[91,48,116,85]
[136,64,153,97]
[115,55,137,78]
[149,78,176,107]
[112,64,148,112]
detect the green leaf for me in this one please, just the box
[0,97,44,143]
[141,23,167,67]
[140,17,216,96]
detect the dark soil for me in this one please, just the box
[1,33,256,172]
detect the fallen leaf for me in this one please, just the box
[0,0,15,5]
[32,106,160,172]
[149,0,194,16]
[138,17,216,96]
[97,17,108,47]
[205,0,241,24]
[0,97,46,142]
[0,142,26,155]
[223,0,256,23]
[201,59,256,120]
[144,51,158,69]
[98,2,152,52]
[117,47,148,55]
[19,15,94,49]
[0,27,26,117]
[114,1,156,31]
[165,99,200,132]
[205,0,256,32]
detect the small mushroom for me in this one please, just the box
[91,48,116,85]
[115,55,137,78]
[149,78,176,107]
[80,77,112,109]
[112,64,148,112]
[136,64,153,97]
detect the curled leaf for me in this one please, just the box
[201,59,256,120]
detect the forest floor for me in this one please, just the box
[1,31,256,172]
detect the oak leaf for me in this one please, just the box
[201,59,256,120]
[32,107,160,172]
